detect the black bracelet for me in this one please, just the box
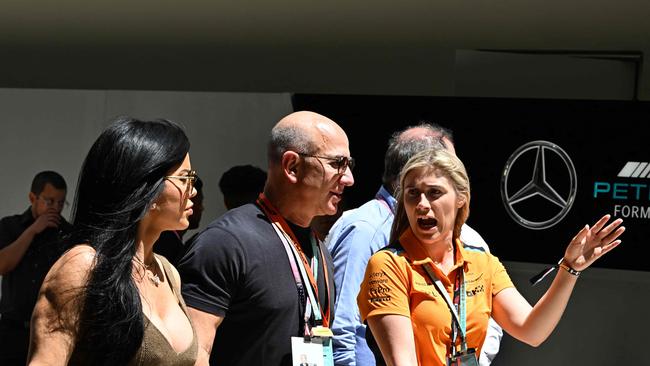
[529,258,580,286]
[558,259,581,277]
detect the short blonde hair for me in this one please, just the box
[389,148,471,245]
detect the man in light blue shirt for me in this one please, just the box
[326,123,503,366]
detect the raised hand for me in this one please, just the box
[564,214,624,271]
[30,211,62,234]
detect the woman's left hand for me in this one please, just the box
[564,214,625,271]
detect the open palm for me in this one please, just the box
[564,214,625,271]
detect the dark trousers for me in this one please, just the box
[0,319,30,366]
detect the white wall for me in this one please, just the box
[0,88,106,219]
[0,88,293,234]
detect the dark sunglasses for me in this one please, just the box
[297,153,355,174]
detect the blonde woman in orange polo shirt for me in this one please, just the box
[357,148,624,366]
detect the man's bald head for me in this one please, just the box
[264,111,354,226]
[382,122,455,194]
[268,111,346,164]
[396,124,455,155]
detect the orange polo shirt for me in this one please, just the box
[357,228,514,366]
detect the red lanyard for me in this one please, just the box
[256,193,331,328]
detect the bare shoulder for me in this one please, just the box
[39,244,96,316]
[29,244,96,363]
[58,244,96,269]
[46,244,96,291]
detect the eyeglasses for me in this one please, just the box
[164,170,198,194]
[297,153,355,175]
[38,196,68,208]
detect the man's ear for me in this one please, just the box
[28,192,37,206]
[282,151,301,184]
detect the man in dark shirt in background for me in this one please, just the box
[0,171,72,366]
[218,164,267,210]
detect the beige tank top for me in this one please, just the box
[68,255,198,365]
[128,254,198,366]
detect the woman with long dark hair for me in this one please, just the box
[28,117,198,365]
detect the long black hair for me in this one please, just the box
[69,117,190,364]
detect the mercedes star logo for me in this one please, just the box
[500,140,577,230]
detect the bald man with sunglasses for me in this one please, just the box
[179,111,354,366]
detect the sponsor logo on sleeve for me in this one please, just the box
[368,271,392,302]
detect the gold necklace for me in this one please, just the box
[133,256,161,286]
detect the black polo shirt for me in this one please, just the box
[179,203,335,366]
[0,208,72,323]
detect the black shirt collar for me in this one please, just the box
[19,207,35,226]
[286,220,314,258]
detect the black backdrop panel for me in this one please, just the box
[293,94,650,271]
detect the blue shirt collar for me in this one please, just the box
[376,185,397,214]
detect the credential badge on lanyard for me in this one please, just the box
[422,264,479,366]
